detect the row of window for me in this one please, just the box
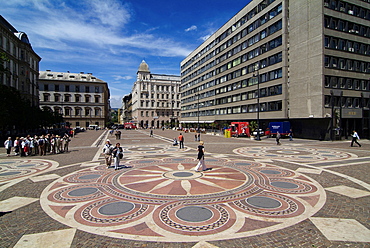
[0,34,38,69]
[181,100,282,118]
[182,67,283,106]
[182,84,282,111]
[46,74,97,80]
[324,55,370,74]
[43,94,101,103]
[141,83,179,92]
[140,111,180,118]
[324,0,370,20]
[324,15,370,38]
[324,76,370,91]
[182,68,283,110]
[181,0,278,70]
[43,84,101,93]
[140,101,180,108]
[182,18,283,85]
[325,96,370,109]
[181,47,283,99]
[140,93,180,100]
[42,106,102,116]
[216,37,282,75]
[325,35,370,56]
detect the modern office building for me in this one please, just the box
[131,60,181,128]
[180,0,370,139]
[0,15,41,107]
[38,71,110,128]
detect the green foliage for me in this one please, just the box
[0,85,63,132]
[0,52,10,73]
[111,111,118,123]
[249,121,258,131]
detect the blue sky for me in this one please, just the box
[1,0,251,107]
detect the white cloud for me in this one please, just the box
[200,35,211,41]
[88,0,131,28]
[1,0,192,57]
[113,75,134,81]
[109,95,123,108]
[185,25,197,32]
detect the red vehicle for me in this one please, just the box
[230,122,250,137]
[124,123,137,129]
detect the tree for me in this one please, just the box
[0,52,10,73]
[0,85,63,134]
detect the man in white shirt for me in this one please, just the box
[350,130,361,147]
[102,139,113,168]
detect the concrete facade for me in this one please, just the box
[0,15,41,107]
[38,71,110,129]
[180,0,370,139]
[131,60,181,128]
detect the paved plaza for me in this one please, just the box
[0,129,369,247]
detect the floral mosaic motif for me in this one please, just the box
[0,159,58,183]
[40,157,325,242]
[233,146,356,161]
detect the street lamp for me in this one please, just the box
[254,65,261,141]
[171,81,174,129]
[197,88,200,140]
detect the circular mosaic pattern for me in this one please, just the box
[233,146,356,161]
[40,157,325,242]
[0,159,58,184]
[176,206,213,222]
[99,202,135,215]
[124,144,191,156]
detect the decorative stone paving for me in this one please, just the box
[233,146,357,161]
[0,159,59,192]
[1,130,369,247]
[40,157,325,242]
[125,144,191,156]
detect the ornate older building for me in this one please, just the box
[0,15,41,106]
[38,71,110,128]
[131,60,181,128]
[180,0,370,139]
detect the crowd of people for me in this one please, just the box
[4,133,71,157]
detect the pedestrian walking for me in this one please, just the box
[350,130,361,147]
[4,137,12,157]
[150,129,153,137]
[276,131,281,145]
[178,133,184,149]
[288,129,293,141]
[102,139,113,168]
[195,141,208,172]
[112,143,123,170]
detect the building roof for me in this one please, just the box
[39,71,106,83]
[137,60,150,73]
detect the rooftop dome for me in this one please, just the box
[137,60,150,73]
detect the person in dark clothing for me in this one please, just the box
[178,133,184,149]
[195,141,207,172]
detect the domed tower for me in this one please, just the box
[137,60,150,81]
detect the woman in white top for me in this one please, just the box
[4,137,12,157]
[112,143,123,170]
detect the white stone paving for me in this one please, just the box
[310,217,370,242]
[325,185,370,198]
